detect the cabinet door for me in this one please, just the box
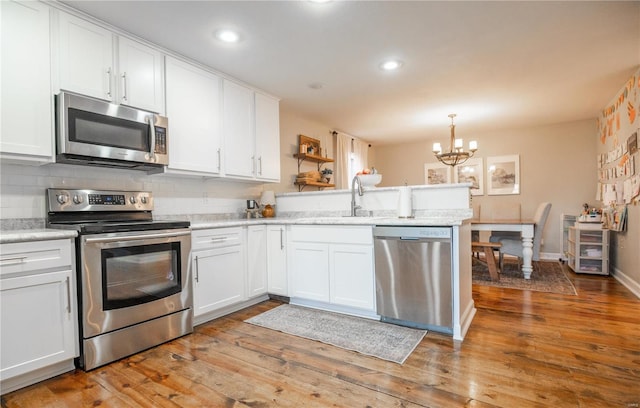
[117,36,164,113]
[247,225,267,298]
[58,11,114,101]
[165,56,221,174]
[0,269,76,380]
[267,225,287,296]
[222,79,254,178]
[0,0,53,162]
[254,92,280,181]
[192,246,245,316]
[330,244,375,310]
[289,242,329,302]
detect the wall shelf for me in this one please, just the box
[294,135,334,192]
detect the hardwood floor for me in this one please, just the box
[3,264,639,407]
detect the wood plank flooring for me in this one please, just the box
[3,264,640,407]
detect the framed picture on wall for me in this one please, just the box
[454,158,484,195]
[424,163,451,185]
[487,155,520,195]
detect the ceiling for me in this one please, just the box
[61,1,640,145]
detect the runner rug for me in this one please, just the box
[245,304,426,364]
[473,258,577,295]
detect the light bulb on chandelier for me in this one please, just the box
[432,114,478,167]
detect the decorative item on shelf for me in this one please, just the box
[432,114,478,167]
[260,190,276,218]
[321,168,333,183]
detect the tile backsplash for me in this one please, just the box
[0,163,264,220]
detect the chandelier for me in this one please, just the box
[432,114,478,167]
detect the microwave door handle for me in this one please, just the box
[147,116,157,161]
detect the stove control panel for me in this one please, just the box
[47,189,153,212]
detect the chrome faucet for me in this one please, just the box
[350,175,364,216]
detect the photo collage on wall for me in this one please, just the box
[596,71,639,231]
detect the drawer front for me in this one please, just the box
[0,239,73,276]
[289,225,373,245]
[191,227,244,251]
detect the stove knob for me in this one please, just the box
[129,196,137,204]
[73,195,84,204]
[140,196,148,204]
[56,194,69,204]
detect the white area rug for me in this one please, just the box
[245,304,426,364]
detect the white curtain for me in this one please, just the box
[335,132,369,189]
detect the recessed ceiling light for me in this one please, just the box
[308,82,326,90]
[380,59,403,71]
[215,29,240,43]
[308,0,332,3]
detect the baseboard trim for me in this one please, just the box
[611,266,640,299]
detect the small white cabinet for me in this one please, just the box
[222,79,255,178]
[254,92,281,181]
[288,225,375,314]
[247,225,268,298]
[191,228,245,318]
[0,0,54,163]
[165,56,222,175]
[567,226,609,275]
[222,79,281,182]
[0,239,77,394]
[267,225,288,296]
[57,11,164,113]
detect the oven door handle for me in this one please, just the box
[83,230,191,244]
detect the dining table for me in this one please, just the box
[470,219,535,279]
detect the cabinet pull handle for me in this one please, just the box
[252,155,256,175]
[210,237,227,242]
[258,156,263,175]
[65,276,71,314]
[280,228,284,250]
[194,256,199,283]
[0,256,27,266]
[121,72,128,102]
[217,148,221,171]
[106,68,113,99]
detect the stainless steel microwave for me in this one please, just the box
[56,92,168,173]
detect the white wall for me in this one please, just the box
[367,120,597,257]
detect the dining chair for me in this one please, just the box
[488,202,522,242]
[496,202,552,271]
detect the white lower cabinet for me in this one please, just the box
[266,225,288,296]
[247,225,268,298]
[330,244,374,310]
[290,242,330,302]
[288,225,375,315]
[0,239,77,394]
[191,228,245,318]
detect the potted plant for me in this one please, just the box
[321,168,333,183]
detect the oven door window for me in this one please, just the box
[102,242,181,310]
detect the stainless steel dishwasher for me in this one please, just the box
[373,226,453,334]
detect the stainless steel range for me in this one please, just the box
[46,188,192,370]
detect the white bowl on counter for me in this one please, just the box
[358,174,382,186]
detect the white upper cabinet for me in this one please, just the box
[57,11,164,113]
[222,79,255,178]
[222,79,281,182]
[117,36,164,113]
[0,0,54,163]
[254,92,281,181]
[165,56,222,174]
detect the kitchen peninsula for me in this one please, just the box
[189,183,475,341]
